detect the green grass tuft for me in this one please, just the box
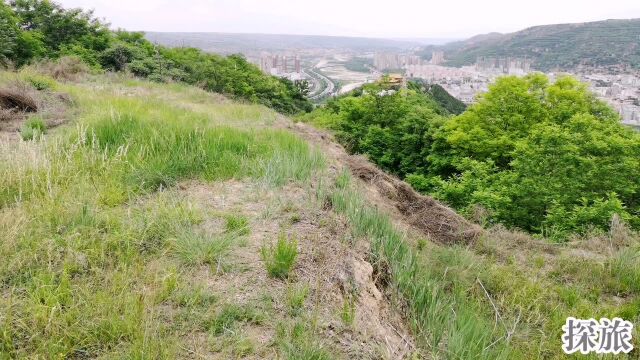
[224,214,250,236]
[340,296,356,326]
[275,321,333,360]
[173,230,237,270]
[261,233,298,279]
[286,283,309,316]
[208,304,265,336]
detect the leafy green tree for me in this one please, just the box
[430,74,549,172]
[305,74,640,238]
[294,80,311,97]
[0,2,20,66]
[496,114,640,234]
[99,42,147,71]
[13,30,46,66]
[430,74,639,236]
[10,0,110,52]
[320,84,445,177]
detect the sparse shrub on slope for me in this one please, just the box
[20,116,46,140]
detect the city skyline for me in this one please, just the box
[56,0,640,39]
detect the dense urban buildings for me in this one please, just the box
[430,51,444,65]
[257,53,303,80]
[374,53,422,70]
[250,49,640,126]
[580,73,640,126]
[475,57,531,75]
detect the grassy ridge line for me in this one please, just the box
[0,76,324,357]
[0,79,323,207]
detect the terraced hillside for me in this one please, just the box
[0,68,639,359]
[421,19,640,71]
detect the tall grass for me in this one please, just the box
[261,233,299,279]
[326,173,640,359]
[0,77,324,358]
[326,174,512,359]
[0,92,324,207]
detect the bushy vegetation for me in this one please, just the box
[300,82,450,177]
[0,0,312,113]
[413,81,467,115]
[19,116,46,140]
[303,74,640,239]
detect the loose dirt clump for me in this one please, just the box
[290,122,482,246]
[0,80,71,135]
[346,155,482,245]
[0,89,38,112]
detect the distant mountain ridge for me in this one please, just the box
[420,19,640,72]
[145,32,422,55]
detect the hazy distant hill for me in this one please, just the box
[420,19,640,71]
[145,32,422,55]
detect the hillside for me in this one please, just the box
[1,64,638,359]
[421,19,640,71]
[145,32,420,55]
[1,1,639,358]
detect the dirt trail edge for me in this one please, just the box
[289,120,483,246]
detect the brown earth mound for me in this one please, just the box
[0,89,38,112]
[290,122,482,245]
[346,155,483,245]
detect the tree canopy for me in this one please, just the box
[0,0,312,114]
[304,75,640,239]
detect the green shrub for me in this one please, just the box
[20,117,46,140]
[24,73,56,90]
[261,233,298,279]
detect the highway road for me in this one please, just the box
[305,68,336,100]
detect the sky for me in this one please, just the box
[56,0,640,39]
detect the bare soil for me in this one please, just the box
[170,179,415,358]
